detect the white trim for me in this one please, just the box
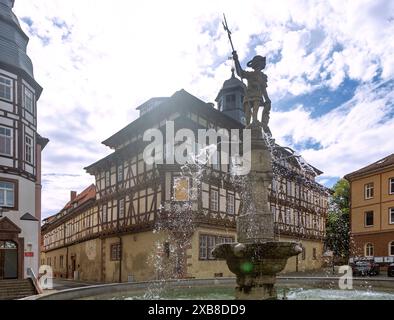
[364,183,374,200]
[365,243,374,257]
[23,86,34,114]
[0,75,13,102]
[0,125,13,157]
[389,178,394,195]
[389,207,394,225]
[210,189,219,211]
[0,180,15,207]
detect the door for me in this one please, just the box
[71,256,76,278]
[0,240,18,280]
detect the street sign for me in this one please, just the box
[25,252,34,257]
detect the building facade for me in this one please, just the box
[41,73,329,282]
[345,154,394,264]
[0,0,48,280]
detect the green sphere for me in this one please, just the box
[240,261,254,274]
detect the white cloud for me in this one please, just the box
[11,0,394,217]
[271,79,394,180]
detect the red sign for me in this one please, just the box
[24,252,34,257]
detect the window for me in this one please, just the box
[60,255,64,268]
[365,243,374,257]
[0,126,12,156]
[24,88,34,113]
[286,180,293,196]
[313,248,317,260]
[285,208,291,224]
[207,236,215,260]
[365,183,374,199]
[227,194,235,215]
[25,136,33,164]
[117,165,123,182]
[0,181,15,208]
[164,242,170,258]
[118,199,125,219]
[390,241,394,256]
[225,94,236,109]
[110,243,121,261]
[101,204,108,223]
[199,234,235,260]
[390,178,394,195]
[390,208,394,225]
[365,211,374,227]
[302,247,306,260]
[54,256,56,268]
[211,190,218,211]
[199,235,208,260]
[0,76,12,101]
[105,171,110,188]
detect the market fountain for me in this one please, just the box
[27,19,394,302]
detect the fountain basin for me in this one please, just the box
[212,241,302,300]
[213,242,302,276]
[22,277,394,300]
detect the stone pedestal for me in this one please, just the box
[237,124,274,243]
[212,123,302,300]
[235,275,276,300]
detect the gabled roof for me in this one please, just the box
[101,89,243,149]
[20,212,38,221]
[0,216,21,233]
[63,184,96,211]
[136,97,169,110]
[345,154,394,181]
[42,184,96,225]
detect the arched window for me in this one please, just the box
[365,243,374,257]
[389,241,394,256]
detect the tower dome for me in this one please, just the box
[0,0,37,82]
[215,69,246,125]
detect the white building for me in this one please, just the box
[0,0,48,280]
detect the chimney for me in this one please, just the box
[70,191,77,201]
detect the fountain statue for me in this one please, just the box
[213,16,302,300]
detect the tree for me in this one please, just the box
[325,179,350,263]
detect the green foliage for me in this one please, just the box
[325,179,350,260]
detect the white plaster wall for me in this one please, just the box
[1,173,38,277]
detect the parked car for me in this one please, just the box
[388,264,394,277]
[351,260,380,276]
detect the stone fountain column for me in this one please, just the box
[237,123,275,244]
[213,123,302,300]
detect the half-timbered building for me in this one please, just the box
[0,0,49,281]
[41,71,330,282]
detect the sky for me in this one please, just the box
[13,0,394,219]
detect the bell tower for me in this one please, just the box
[216,68,247,125]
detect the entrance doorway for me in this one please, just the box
[0,240,18,279]
[70,256,76,279]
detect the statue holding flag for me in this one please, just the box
[223,15,272,134]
